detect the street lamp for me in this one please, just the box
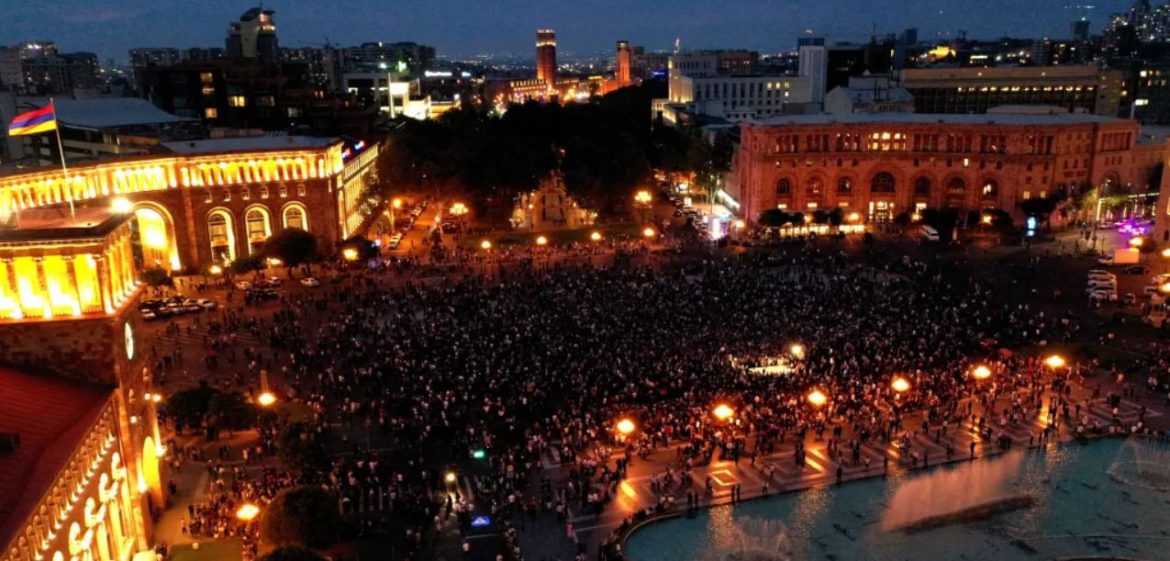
[971,364,992,380]
[642,227,656,239]
[342,248,359,261]
[616,418,636,436]
[480,240,492,251]
[847,212,861,223]
[1044,354,1066,369]
[712,403,735,421]
[1130,237,1145,249]
[267,257,282,267]
[444,471,457,484]
[807,389,828,408]
[235,503,260,522]
[590,231,603,242]
[891,376,911,394]
[208,265,223,275]
[634,190,653,206]
[535,235,548,246]
[790,343,805,359]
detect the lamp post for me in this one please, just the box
[235,503,260,523]
[712,403,735,421]
[891,376,911,394]
[257,369,276,407]
[971,364,992,381]
[807,389,828,408]
[634,190,653,225]
[390,197,403,230]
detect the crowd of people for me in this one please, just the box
[148,238,1157,561]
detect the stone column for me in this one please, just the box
[95,256,113,314]
[33,256,50,318]
[65,254,82,315]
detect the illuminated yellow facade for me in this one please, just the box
[0,213,137,321]
[0,148,344,220]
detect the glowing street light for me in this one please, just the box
[1044,354,1067,369]
[480,240,492,250]
[535,235,548,246]
[712,403,735,421]
[634,190,653,206]
[267,258,282,267]
[235,503,260,522]
[971,365,992,380]
[891,376,911,393]
[1160,281,1170,294]
[392,198,404,210]
[208,265,223,275]
[1130,237,1145,248]
[980,214,993,225]
[590,231,603,242]
[1162,248,1170,259]
[807,389,828,408]
[616,418,636,436]
[847,212,861,223]
[257,391,277,407]
[111,197,133,214]
[444,471,457,484]
[342,248,359,261]
[642,227,656,238]
[449,202,469,217]
[790,343,805,359]
[734,219,747,230]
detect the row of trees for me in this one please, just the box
[374,81,732,224]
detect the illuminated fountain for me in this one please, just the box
[881,451,1034,533]
[702,518,792,561]
[1108,437,1170,492]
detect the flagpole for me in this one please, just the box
[49,99,75,219]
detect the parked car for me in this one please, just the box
[196,298,218,310]
[141,310,158,321]
[299,277,321,287]
[235,280,252,290]
[1087,277,1118,289]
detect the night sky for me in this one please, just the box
[3,0,1134,62]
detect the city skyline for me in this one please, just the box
[4,0,1135,62]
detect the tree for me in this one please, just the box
[260,486,340,550]
[828,208,845,227]
[258,546,327,561]
[163,383,217,432]
[278,421,326,468]
[229,254,266,275]
[207,392,257,432]
[758,209,788,228]
[142,267,173,288]
[263,228,320,266]
[812,210,830,225]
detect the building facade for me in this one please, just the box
[900,66,1125,117]
[734,113,1167,224]
[0,210,161,561]
[536,30,557,89]
[0,137,379,270]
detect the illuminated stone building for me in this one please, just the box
[535,30,557,90]
[733,112,1168,224]
[0,136,380,271]
[899,66,1125,117]
[0,209,161,561]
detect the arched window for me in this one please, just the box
[947,177,966,196]
[283,204,309,231]
[207,210,236,263]
[871,172,896,193]
[776,178,792,196]
[245,207,272,252]
[807,177,823,197]
[914,177,931,196]
[981,180,999,198]
[837,177,853,194]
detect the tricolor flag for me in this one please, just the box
[8,104,57,136]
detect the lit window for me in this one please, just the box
[228,96,247,107]
[201,86,215,96]
[204,108,218,119]
[200,72,213,84]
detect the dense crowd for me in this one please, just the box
[154,242,1157,561]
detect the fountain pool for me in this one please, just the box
[626,438,1170,561]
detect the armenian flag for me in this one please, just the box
[7,104,56,136]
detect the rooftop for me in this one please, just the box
[161,135,337,154]
[748,112,1125,127]
[0,207,131,243]
[0,367,111,551]
[52,98,195,130]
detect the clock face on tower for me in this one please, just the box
[124,322,135,361]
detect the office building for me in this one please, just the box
[899,66,1124,116]
[734,112,1167,225]
[824,75,915,114]
[128,48,182,69]
[226,7,279,62]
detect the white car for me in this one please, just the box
[1087,278,1118,289]
[299,277,321,288]
[1088,269,1116,280]
[196,298,218,310]
[1089,289,1119,302]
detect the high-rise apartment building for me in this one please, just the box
[226,7,279,62]
[129,48,182,69]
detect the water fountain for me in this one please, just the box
[1107,437,1170,492]
[881,450,1035,532]
[701,517,793,561]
